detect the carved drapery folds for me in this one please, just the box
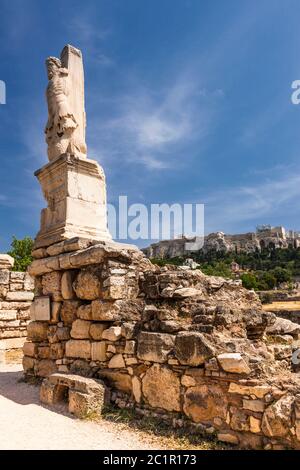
[45,45,87,161]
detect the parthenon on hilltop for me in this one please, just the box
[143,225,300,259]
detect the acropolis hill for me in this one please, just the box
[143,225,300,259]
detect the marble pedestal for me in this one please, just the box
[34,153,111,249]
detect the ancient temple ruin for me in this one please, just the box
[22,45,300,450]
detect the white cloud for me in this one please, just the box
[89,78,222,170]
[204,167,300,233]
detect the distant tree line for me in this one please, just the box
[151,246,300,291]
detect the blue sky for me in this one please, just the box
[1,0,300,251]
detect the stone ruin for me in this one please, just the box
[143,226,300,259]
[21,44,300,450]
[0,254,34,363]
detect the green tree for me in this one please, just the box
[241,273,258,290]
[7,236,34,272]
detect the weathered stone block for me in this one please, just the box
[61,300,81,325]
[102,326,122,342]
[61,271,76,299]
[137,331,175,363]
[23,342,38,357]
[73,268,101,300]
[42,271,62,301]
[142,364,181,412]
[27,321,48,342]
[217,353,250,375]
[0,310,17,321]
[89,323,108,340]
[70,319,91,339]
[108,353,125,368]
[77,303,93,320]
[65,340,91,359]
[36,359,57,377]
[91,300,120,321]
[6,291,34,301]
[183,382,228,422]
[31,296,51,321]
[175,332,214,366]
[51,301,61,323]
[0,270,9,285]
[261,393,294,438]
[243,399,265,413]
[91,342,107,361]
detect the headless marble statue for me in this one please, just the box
[45,45,87,161]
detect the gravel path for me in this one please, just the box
[0,364,159,450]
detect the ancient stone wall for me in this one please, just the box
[23,239,300,449]
[0,255,34,363]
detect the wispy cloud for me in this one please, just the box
[205,166,300,233]
[89,77,223,170]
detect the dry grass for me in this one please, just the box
[263,301,300,311]
[100,405,232,450]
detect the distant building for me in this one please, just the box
[142,226,300,259]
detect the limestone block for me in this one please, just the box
[24,273,34,291]
[61,271,76,299]
[23,342,38,357]
[77,303,93,320]
[0,285,7,299]
[97,369,132,393]
[183,383,228,422]
[91,300,120,321]
[91,342,107,361]
[36,359,58,377]
[6,291,34,301]
[175,332,214,366]
[89,323,108,340]
[27,321,48,342]
[217,353,251,374]
[61,300,81,325]
[228,382,270,399]
[0,310,17,321]
[243,399,265,413]
[56,326,70,341]
[49,343,64,360]
[261,393,294,438]
[0,337,26,350]
[23,355,36,373]
[70,319,91,339]
[142,364,181,412]
[9,282,24,291]
[73,268,101,300]
[0,269,9,285]
[0,255,14,270]
[42,271,62,301]
[250,416,261,433]
[65,340,91,359]
[51,301,61,323]
[132,376,142,403]
[102,326,122,342]
[38,346,51,359]
[31,296,51,321]
[28,256,60,276]
[137,331,175,363]
[217,432,239,445]
[124,340,136,355]
[108,354,125,368]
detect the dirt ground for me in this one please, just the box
[263,301,300,311]
[0,364,163,450]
